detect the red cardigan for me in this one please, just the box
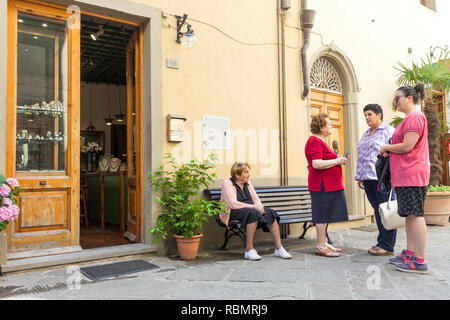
[304,136,344,192]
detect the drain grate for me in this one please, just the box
[80,259,159,281]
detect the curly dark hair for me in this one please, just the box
[310,113,328,134]
[363,104,384,120]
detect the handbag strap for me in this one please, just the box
[388,188,395,203]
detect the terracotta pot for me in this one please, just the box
[0,231,7,265]
[173,234,203,260]
[424,192,450,226]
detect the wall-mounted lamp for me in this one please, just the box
[175,14,198,48]
[281,0,291,10]
[429,45,448,60]
[90,25,104,41]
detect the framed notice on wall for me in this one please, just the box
[203,115,230,150]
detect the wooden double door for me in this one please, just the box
[6,0,142,258]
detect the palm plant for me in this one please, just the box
[391,51,450,185]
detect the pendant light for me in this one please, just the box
[86,84,96,131]
[104,83,114,126]
[115,82,126,122]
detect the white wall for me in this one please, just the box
[80,82,127,155]
[308,0,449,134]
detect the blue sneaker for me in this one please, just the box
[388,250,412,265]
[395,257,429,274]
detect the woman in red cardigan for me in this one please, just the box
[304,113,349,257]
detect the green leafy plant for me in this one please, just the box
[427,185,450,192]
[148,153,226,242]
[392,51,450,185]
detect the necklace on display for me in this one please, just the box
[110,158,121,172]
[99,157,110,172]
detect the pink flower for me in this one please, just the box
[0,184,11,197]
[6,178,19,188]
[0,205,19,222]
[9,205,20,220]
[2,198,12,207]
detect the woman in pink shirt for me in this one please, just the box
[380,83,430,274]
[219,162,292,261]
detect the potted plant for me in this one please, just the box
[148,153,226,260]
[423,185,450,226]
[0,175,21,265]
[393,50,450,225]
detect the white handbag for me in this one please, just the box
[379,188,405,230]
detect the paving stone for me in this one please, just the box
[1,224,449,300]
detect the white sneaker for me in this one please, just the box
[244,249,261,261]
[274,247,292,259]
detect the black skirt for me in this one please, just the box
[310,181,348,224]
[396,186,428,217]
[229,207,280,232]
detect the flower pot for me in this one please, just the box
[424,192,450,226]
[173,234,203,260]
[0,231,7,265]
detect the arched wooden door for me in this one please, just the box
[310,89,346,181]
[310,89,345,154]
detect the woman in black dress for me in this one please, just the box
[219,162,292,260]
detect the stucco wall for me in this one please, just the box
[1,0,448,252]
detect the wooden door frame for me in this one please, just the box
[7,0,146,253]
[125,26,144,242]
[6,0,80,251]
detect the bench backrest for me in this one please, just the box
[204,185,312,223]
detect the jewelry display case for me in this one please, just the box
[15,13,68,173]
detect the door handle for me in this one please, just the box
[39,181,47,186]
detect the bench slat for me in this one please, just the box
[257,192,310,197]
[261,200,310,206]
[259,195,309,201]
[270,207,311,213]
[280,217,312,224]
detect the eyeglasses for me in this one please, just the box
[393,95,405,104]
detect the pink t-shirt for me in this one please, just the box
[390,111,430,187]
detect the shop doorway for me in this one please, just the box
[79,14,142,249]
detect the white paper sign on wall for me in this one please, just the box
[203,115,230,150]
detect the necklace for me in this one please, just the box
[110,158,121,172]
[99,157,110,172]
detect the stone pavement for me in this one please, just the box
[0,224,449,300]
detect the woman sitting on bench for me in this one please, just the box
[219,162,292,261]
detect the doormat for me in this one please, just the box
[80,259,159,281]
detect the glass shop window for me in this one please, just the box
[16,13,68,173]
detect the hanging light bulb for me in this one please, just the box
[105,83,114,126]
[115,84,126,122]
[86,84,96,131]
[104,113,114,126]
